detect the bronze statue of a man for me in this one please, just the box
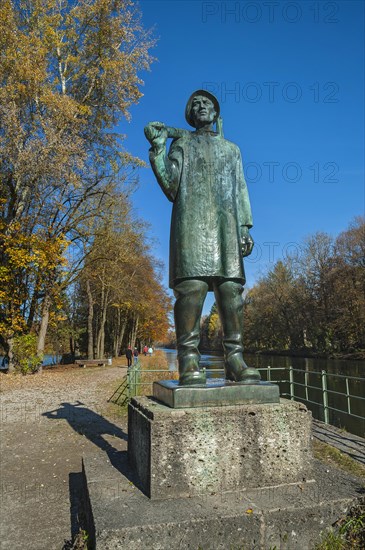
[145,90,260,386]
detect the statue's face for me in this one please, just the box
[191,95,216,127]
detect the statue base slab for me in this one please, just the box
[82,451,361,550]
[153,378,279,408]
[128,396,313,500]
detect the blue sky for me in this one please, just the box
[122,0,364,314]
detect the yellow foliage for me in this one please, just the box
[0,0,156,349]
[0,221,69,339]
[208,312,220,340]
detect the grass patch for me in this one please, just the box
[102,399,128,420]
[69,527,89,549]
[137,350,178,397]
[315,501,365,549]
[312,438,365,549]
[99,376,129,419]
[312,439,365,480]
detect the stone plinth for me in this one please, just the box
[128,397,312,500]
[153,379,280,408]
[83,452,362,550]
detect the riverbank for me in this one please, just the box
[197,347,365,361]
[251,348,365,361]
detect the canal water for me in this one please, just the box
[0,353,62,370]
[160,348,365,438]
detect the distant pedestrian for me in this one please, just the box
[148,347,153,357]
[126,347,133,368]
[143,345,148,356]
[133,348,139,364]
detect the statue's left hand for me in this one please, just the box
[241,227,254,257]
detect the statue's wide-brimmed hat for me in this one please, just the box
[185,89,220,128]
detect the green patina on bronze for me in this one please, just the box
[151,130,253,288]
[153,380,280,409]
[145,90,261,387]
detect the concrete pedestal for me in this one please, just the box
[128,397,313,500]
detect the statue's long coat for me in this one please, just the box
[149,129,253,290]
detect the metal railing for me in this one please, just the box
[124,363,364,431]
[205,366,365,425]
[126,361,142,398]
[281,366,365,425]
[126,362,177,398]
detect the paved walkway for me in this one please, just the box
[312,418,365,465]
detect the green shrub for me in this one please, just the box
[13,334,43,374]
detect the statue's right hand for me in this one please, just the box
[144,121,168,151]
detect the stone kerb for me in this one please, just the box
[128,397,313,500]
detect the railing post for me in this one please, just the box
[289,366,294,400]
[127,368,131,398]
[305,370,309,402]
[267,365,271,382]
[128,363,138,398]
[137,361,141,396]
[134,363,139,397]
[321,370,329,424]
[346,377,351,415]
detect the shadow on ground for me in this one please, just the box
[62,472,85,550]
[43,402,129,472]
[43,402,142,548]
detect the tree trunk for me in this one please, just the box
[114,314,127,357]
[129,313,139,350]
[7,337,15,373]
[27,279,39,330]
[112,309,120,358]
[69,336,75,356]
[100,323,105,359]
[96,287,109,359]
[86,280,94,359]
[37,292,52,373]
[95,277,104,358]
[96,319,101,358]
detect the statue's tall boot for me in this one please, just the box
[214,280,261,383]
[174,279,208,385]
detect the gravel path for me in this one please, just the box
[0,364,129,550]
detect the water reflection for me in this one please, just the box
[159,348,225,376]
[161,349,179,372]
[0,353,62,369]
[159,348,365,376]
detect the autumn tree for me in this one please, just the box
[330,217,365,351]
[79,202,146,358]
[126,255,172,350]
[242,218,365,356]
[0,0,155,368]
[77,219,172,358]
[73,189,172,359]
[243,261,307,351]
